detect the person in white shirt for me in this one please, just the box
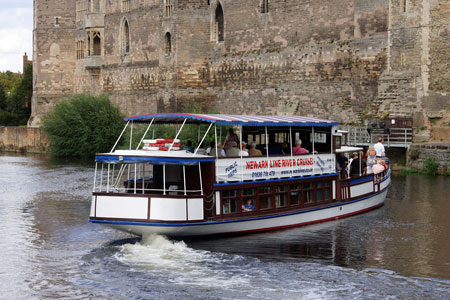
[374,137,385,157]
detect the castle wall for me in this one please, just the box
[30,0,77,126]
[33,0,390,125]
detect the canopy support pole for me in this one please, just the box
[265,126,269,177]
[312,127,315,175]
[93,162,98,191]
[106,164,110,193]
[110,121,129,153]
[129,121,133,150]
[214,124,218,184]
[134,163,137,194]
[169,118,187,151]
[289,126,293,176]
[199,163,203,195]
[194,122,213,156]
[240,125,244,182]
[183,165,187,195]
[136,118,155,150]
[163,164,166,195]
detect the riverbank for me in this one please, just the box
[0,126,48,153]
[406,142,450,175]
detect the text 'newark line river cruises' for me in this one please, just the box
[89,113,391,238]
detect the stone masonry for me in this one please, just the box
[29,0,450,138]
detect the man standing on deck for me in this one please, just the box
[374,137,385,158]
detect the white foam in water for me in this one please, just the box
[115,234,251,289]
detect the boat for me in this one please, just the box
[89,113,391,238]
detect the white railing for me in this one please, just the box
[338,126,412,148]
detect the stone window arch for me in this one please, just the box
[164,32,172,56]
[212,2,224,42]
[261,0,269,14]
[164,0,174,18]
[93,32,101,55]
[121,18,130,55]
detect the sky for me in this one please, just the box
[0,0,33,73]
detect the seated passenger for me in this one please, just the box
[240,142,249,156]
[242,199,254,212]
[183,140,194,153]
[372,159,386,174]
[226,141,240,157]
[292,139,309,155]
[248,142,262,156]
[209,142,226,157]
[206,141,214,155]
[366,147,377,174]
[281,142,290,155]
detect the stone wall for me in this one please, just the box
[0,127,49,153]
[32,0,390,126]
[407,143,450,174]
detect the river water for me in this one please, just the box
[0,154,449,300]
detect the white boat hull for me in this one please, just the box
[95,175,391,238]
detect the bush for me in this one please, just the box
[423,156,439,176]
[41,94,124,158]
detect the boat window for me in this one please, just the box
[259,195,272,209]
[259,186,272,194]
[275,193,287,208]
[222,190,239,214]
[290,184,301,206]
[318,180,331,201]
[223,199,237,214]
[303,182,314,204]
[242,188,255,196]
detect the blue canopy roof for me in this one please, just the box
[124,113,338,127]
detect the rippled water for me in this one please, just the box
[0,154,449,299]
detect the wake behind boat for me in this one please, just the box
[89,114,391,237]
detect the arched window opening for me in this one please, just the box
[261,0,269,14]
[164,0,174,18]
[93,34,101,56]
[121,19,130,55]
[215,3,224,42]
[87,34,91,56]
[165,32,172,56]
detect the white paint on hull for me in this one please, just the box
[101,184,390,238]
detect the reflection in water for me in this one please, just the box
[0,154,449,300]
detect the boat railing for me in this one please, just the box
[93,186,203,195]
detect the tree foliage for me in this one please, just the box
[41,94,124,158]
[0,66,32,126]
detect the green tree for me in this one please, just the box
[6,64,33,125]
[42,94,124,158]
[0,82,6,110]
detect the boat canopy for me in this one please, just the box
[124,113,338,127]
[96,150,215,164]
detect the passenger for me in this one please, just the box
[374,137,385,158]
[248,142,263,156]
[209,142,226,157]
[372,158,386,174]
[240,142,249,156]
[224,128,239,151]
[226,141,240,157]
[206,141,214,155]
[183,140,194,153]
[349,152,367,178]
[242,199,254,212]
[336,153,348,179]
[292,139,309,155]
[196,142,207,155]
[281,142,290,155]
[366,147,377,174]
[347,152,358,176]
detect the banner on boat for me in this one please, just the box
[216,154,335,182]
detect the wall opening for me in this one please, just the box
[165,32,172,56]
[215,3,224,42]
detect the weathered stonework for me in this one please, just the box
[407,142,450,174]
[30,0,446,136]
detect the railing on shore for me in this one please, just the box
[338,126,412,148]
